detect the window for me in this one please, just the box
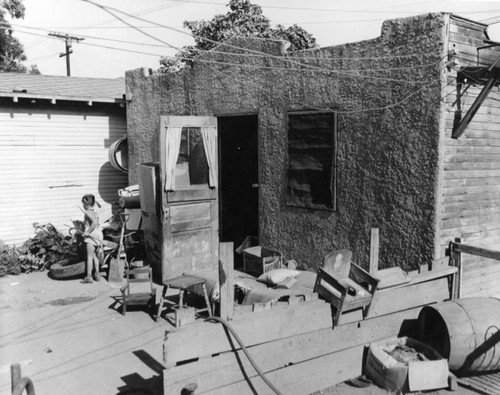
[286,111,337,210]
[175,127,209,187]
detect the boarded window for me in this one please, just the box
[286,112,336,210]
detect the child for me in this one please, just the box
[81,194,103,283]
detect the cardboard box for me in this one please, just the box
[243,246,283,276]
[365,337,449,392]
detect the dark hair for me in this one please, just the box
[82,194,101,208]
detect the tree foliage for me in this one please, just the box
[0,0,34,73]
[159,0,317,72]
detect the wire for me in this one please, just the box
[79,0,444,84]
[153,0,500,15]
[7,21,446,63]
[205,316,283,395]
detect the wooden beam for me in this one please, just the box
[367,274,453,318]
[452,77,498,139]
[218,242,234,321]
[369,228,379,275]
[453,241,500,261]
[451,238,462,299]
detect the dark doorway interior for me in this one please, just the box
[218,115,259,267]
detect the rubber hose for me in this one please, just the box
[205,316,283,395]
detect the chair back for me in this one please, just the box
[322,249,352,279]
[126,266,154,292]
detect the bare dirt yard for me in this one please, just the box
[0,271,479,395]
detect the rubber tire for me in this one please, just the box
[49,260,85,279]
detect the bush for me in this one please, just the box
[0,221,85,277]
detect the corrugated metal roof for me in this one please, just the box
[0,72,125,103]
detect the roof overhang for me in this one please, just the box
[0,92,125,106]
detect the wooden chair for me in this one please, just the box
[314,249,379,326]
[156,274,213,324]
[120,266,157,315]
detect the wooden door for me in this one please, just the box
[159,116,219,282]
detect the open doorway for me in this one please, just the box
[218,115,259,267]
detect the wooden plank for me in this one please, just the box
[444,162,500,172]
[444,137,500,149]
[442,199,500,214]
[218,242,234,321]
[163,300,333,366]
[164,308,422,394]
[375,267,409,289]
[367,276,452,317]
[444,154,500,164]
[442,213,500,229]
[369,228,379,275]
[203,345,365,395]
[441,206,500,221]
[170,202,211,225]
[454,242,500,261]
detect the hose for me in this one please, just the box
[205,316,283,395]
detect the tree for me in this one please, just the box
[159,0,317,72]
[0,0,33,73]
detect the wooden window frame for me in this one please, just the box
[286,110,337,211]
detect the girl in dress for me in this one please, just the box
[81,194,103,283]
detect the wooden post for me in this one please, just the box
[369,228,379,275]
[219,242,234,321]
[451,238,462,299]
[11,363,21,394]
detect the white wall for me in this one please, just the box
[0,105,129,245]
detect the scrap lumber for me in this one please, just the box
[367,267,456,318]
[163,306,422,394]
[163,299,332,367]
[218,242,234,321]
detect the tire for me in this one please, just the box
[49,260,85,279]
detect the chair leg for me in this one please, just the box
[201,284,213,317]
[122,298,127,316]
[179,289,185,309]
[156,285,168,322]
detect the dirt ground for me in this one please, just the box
[0,271,479,395]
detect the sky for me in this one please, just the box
[7,0,500,79]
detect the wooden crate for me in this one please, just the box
[243,246,283,276]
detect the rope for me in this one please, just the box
[204,316,283,395]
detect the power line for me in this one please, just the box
[160,0,500,15]
[79,0,446,84]
[9,22,447,74]
[8,21,445,63]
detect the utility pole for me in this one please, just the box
[48,32,85,76]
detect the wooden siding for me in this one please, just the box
[0,106,128,246]
[439,16,500,297]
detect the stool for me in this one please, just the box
[156,274,213,323]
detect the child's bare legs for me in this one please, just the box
[92,249,100,281]
[83,243,94,283]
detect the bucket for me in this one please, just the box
[418,297,500,374]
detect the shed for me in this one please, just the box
[125,13,500,297]
[0,73,128,245]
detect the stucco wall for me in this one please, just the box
[125,13,447,271]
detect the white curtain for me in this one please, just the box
[164,126,183,191]
[201,126,218,188]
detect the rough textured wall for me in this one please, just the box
[126,13,447,271]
